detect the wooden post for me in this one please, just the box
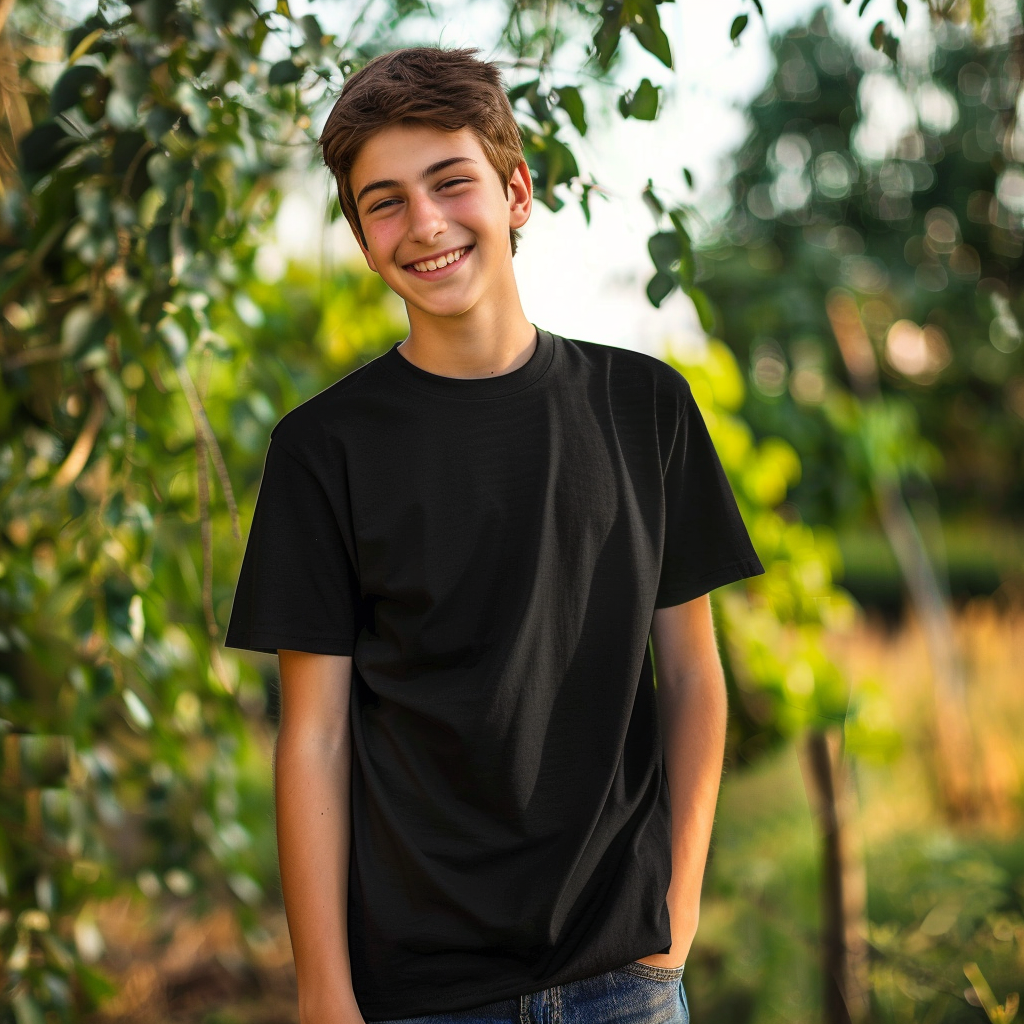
[799,726,871,1024]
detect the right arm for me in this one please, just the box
[275,649,365,1024]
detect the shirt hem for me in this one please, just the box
[654,556,765,608]
[223,631,355,656]
[357,944,672,1021]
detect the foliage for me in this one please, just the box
[703,721,1024,1024]
[689,6,1024,535]
[663,339,891,766]
[0,0,1001,1019]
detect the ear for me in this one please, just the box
[507,158,532,230]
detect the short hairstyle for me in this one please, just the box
[318,46,527,257]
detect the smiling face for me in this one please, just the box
[349,123,532,323]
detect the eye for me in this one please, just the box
[368,179,471,214]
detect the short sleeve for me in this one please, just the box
[655,385,765,608]
[224,436,361,655]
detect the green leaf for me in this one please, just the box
[576,179,607,227]
[641,179,664,220]
[74,961,119,1006]
[268,59,303,86]
[524,82,552,126]
[682,167,694,189]
[528,135,579,213]
[123,689,152,730]
[621,78,660,120]
[146,223,170,267]
[252,13,270,54]
[647,271,676,307]
[896,0,908,20]
[626,0,673,68]
[593,0,625,70]
[667,209,692,244]
[549,136,580,182]
[675,251,695,290]
[18,121,79,175]
[50,65,101,116]
[689,286,716,334]
[12,991,45,1024]
[858,0,872,16]
[67,26,105,65]
[730,14,749,42]
[554,85,587,136]
[579,189,592,226]
[869,20,899,61]
[507,78,540,106]
[648,231,682,272]
[299,14,323,47]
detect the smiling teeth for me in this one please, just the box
[411,247,467,272]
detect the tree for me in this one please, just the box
[690,4,1023,823]
[0,0,992,1021]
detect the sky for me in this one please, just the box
[263,0,935,360]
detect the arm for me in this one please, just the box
[637,593,729,970]
[275,649,365,1024]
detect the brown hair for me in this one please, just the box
[318,46,527,257]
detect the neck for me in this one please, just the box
[399,268,536,380]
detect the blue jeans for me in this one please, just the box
[370,961,690,1023]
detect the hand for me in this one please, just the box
[634,917,696,972]
[634,949,689,971]
[635,900,699,970]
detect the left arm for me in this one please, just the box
[636,592,729,970]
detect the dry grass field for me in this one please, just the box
[828,594,1024,838]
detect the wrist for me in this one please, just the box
[298,981,362,1024]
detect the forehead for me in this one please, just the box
[350,124,485,188]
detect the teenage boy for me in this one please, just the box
[225,45,764,1024]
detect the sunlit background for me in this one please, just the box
[3,0,1023,1022]
[263,0,983,357]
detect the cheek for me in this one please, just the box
[447,194,496,227]
[365,222,402,263]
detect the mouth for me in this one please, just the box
[403,244,474,278]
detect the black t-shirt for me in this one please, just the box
[224,326,764,1020]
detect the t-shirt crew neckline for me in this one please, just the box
[381,325,555,400]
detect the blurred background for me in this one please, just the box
[1,0,1022,1021]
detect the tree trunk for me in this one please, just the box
[799,726,871,1024]
[825,288,979,822]
[872,483,978,820]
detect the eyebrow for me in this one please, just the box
[355,157,478,208]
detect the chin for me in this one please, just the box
[406,289,477,313]
[415,303,476,319]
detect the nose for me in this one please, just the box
[405,189,447,244]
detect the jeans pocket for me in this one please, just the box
[617,960,686,982]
